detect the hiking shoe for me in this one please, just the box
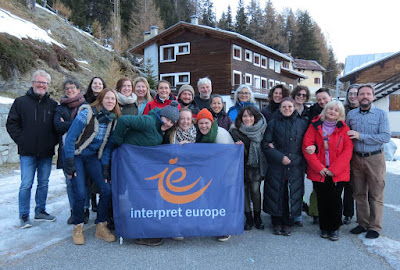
[135,238,163,246]
[350,225,367,234]
[343,216,352,225]
[34,210,56,221]
[20,215,32,229]
[84,209,89,224]
[273,225,282,235]
[95,222,116,242]
[73,223,84,245]
[281,226,292,236]
[320,230,329,238]
[366,230,380,239]
[217,235,231,242]
[329,230,339,241]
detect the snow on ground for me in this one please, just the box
[362,236,400,270]
[0,168,95,261]
[0,8,64,48]
[0,96,14,104]
[386,138,400,175]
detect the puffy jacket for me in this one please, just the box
[262,112,308,218]
[143,94,181,115]
[302,116,353,183]
[6,88,57,157]
[211,110,232,131]
[227,102,256,122]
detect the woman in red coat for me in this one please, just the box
[302,100,353,241]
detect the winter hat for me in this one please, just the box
[160,100,180,123]
[196,108,214,123]
[178,84,195,98]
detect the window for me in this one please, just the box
[314,78,321,84]
[232,45,242,61]
[282,62,290,68]
[160,42,190,63]
[233,70,242,86]
[245,73,252,85]
[281,82,286,86]
[275,61,281,73]
[269,58,275,69]
[261,77,267,89]
[254,53,260,67]
[289,84,294,90]
[245,50,252,62]
[160,72,190,88]
[275,80,280,86]
[254,75,261,89]
[268,79,274,88]
[261,56,267,69]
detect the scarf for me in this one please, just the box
[114,90,137,106]
[60,93,85,119]
[239,115,267,176]
[198,121,218,143]
[176,124,197,143]
[93,106,116,124]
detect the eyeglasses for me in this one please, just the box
[296,93,307,97]
[238,92,250,95]
[33,81,49,86]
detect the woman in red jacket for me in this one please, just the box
[302,100,353,241]
[143,80,181,114]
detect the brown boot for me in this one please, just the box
[95,222,116,242]
[73,223,84,245]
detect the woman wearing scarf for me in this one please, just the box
[261,84,290,123]
[302,100,353,241]
[114,77,137,115]
[54,79,87,225]
[228,85,257,121]
[209,94,232,131]
[196,108,234,242]
[63,88,120,245]
[168,108,197,144]
[229,106,267,231]
[262,98,308,236]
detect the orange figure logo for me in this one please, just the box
[145,157,212,204]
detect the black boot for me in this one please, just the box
[84,208,89,224]
[91,193,97,212]
[67,210,73,225]
[244,212,254,230]
[254,212,264,230]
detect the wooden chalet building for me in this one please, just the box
[339,51,400,135]
[293,59,325,95]
[129,18,306,108]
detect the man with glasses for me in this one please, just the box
[7,69,58,228]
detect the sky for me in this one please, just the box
[214,0,400,63]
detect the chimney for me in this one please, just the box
[190,15,199,25]
[143,30,151,41]
[150,26,159,37]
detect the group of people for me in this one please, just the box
[6,69,391,247]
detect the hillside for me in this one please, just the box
[0,0,138,99]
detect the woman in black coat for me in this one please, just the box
[262,97,308,236]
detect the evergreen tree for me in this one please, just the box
[144,57,157,90]
[247,0,264,40]
[201,0,216,27]
[218,11,228,29]
[235,0,249,36]
[282,8,297,53]
[324,47,339,87]
[293,10,319,60]
[226,5,233,31]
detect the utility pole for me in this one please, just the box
[113,0,121,52]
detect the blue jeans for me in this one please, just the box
[64,171,90,210]
[19,156,53,218]
[71,154,111,224]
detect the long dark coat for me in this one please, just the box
[262,112,308,218]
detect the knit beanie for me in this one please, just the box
[178,84,195,99]
[196,108,214,123]
[160,100,180,123]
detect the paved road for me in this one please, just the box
[4,173,400,270]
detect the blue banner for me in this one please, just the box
[111,143,244,239]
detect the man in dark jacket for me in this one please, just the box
[6,70,58,228]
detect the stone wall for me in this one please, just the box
[0,104,19,164]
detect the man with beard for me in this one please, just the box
[346,84,390,239]
[177,84,200,118]
[194,77,212,110]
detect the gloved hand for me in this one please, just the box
[102,164,111,182]
[64,158,76,177]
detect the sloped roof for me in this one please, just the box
[293,59,325,71]
[339,51,400,82]
[129,21,291,62]
[281,67,307,79]
[343,52,394,75]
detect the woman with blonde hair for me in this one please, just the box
[302,100,353,241]
[132,77,153,115]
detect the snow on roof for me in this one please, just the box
[343,52,395,75]
[0,8,65,48]
[293,59,325,71]
[0,96,14,104]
